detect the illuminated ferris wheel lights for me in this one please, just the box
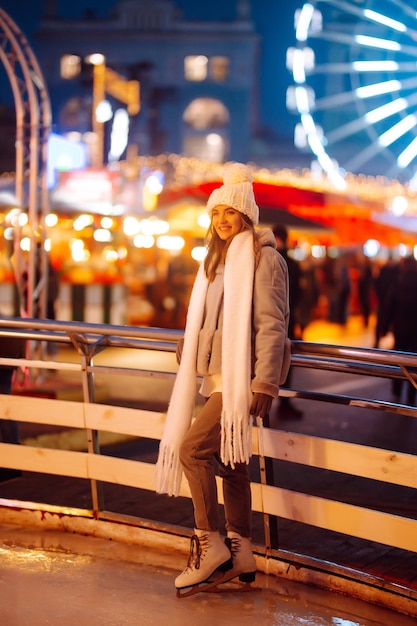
[287,85,315,113]
[300,112,318,136]
[300,113,343,183]
[295,3,316,42]
[355,35,401,52]
[289,1,417,182]
[301,114,347,191]
[326,168,347,191]
[364,98,408,125]
[306,131,347,190]
[363,9,407,33]
[289,47,315,83]
[308,136,332,169]
[292,50,307,84]
[352,61,399,72]
[295,86,313,113]
[409,174,417,191]
[355,80,402,99]
[397,137,417,169]
[378,115,417,148]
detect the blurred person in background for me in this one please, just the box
[320,255,351,326]
[273,224,303,419]
[374,253,399,348]
[298,256,319,335]
[379,255,417,405]
[357,253,374,329]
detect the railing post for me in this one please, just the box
[260,414,279,554]
[80,352,104,516]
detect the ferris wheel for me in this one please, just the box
[287,0,417,189]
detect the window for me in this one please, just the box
[182,98,229,162]
[184,56,230,82]
[209,57,229,82]
[184,56,208,82]
[183,98,229,130]
[60,54,81,80]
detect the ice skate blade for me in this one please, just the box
[202,580,258,594]
[176,572,258,598]
[176,568,233,598]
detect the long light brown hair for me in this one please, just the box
[204,212,261,282]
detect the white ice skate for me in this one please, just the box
[220,531,257,589]
[201,531,257,593]
[175,529,232,597]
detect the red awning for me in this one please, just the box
[157,178,410,246]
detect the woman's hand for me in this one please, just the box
[250,392,273,420]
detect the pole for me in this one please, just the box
[92,60,106,167]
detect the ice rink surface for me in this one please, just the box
[0,523,415,626]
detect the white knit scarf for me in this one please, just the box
[155,230,255,496]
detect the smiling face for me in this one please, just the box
[211,205,243,242]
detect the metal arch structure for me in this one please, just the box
[0,8,51,319]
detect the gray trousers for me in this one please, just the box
[179,392,252,538]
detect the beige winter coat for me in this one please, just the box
[195,228,290,398]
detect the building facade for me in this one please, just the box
[34,0,260,166]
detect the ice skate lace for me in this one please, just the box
[225,536,241,558]
[185,534,209,572]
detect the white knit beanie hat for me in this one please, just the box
[206,162,259,226]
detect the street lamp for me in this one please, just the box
[85,53,140,168]
[85,53,106,168]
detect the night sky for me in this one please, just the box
[0,0,300,141]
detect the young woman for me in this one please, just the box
[155,162,290,594]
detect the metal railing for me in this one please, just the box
[1,317,417,616]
